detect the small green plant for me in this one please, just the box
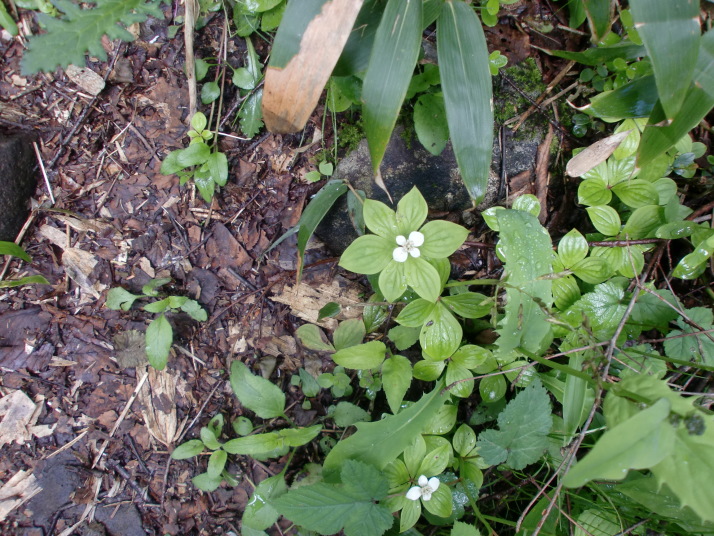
[303,159,334,184]
[159,112,228,202]
[0,241,50,288]
[105,278,207,369]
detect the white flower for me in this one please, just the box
[405,475,440,501]
[393,231,425,263]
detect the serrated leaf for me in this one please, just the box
[171,439,205,460]
[180,299,207,321]
[230,360,286,419]
[21,0,164,74]
[476,381,553,469]
[382,355,412,414]
[452,521,481,536]
[362,0,422,179]
[323,380,447,480]
[145,314,172,370]
[564,398,674,487]
[333,318,366,351]
[332,401,370,427]
[578,281,627,337]
[332,341,386,370]
[585,205,621,236]
[437,0,493,202]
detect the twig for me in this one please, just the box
[184,0,198,117]
[33,141,55,204]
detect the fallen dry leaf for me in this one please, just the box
[566,129,632,177]
[0,470,41,521]
[0,390,55,447]
[139,366,181,447]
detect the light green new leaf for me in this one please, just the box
[421,302,462,360]
[382,355,412,414]
[323,380,447,480]
[446,361,474,398]
[363,199,399,238]
[558,229,589,268]
[630,0,700,119]
[145,314,172,370]
[512,194,541,217]
[207,449,227,478]
[477,381,553,469]
[243,473,287,530]
[396,186,429,235]
[405,256,442,302]
[563,398,674,487]
[441,292,492,319]
[192,472,222,492]
[388,325,421,350]
[423,483,453,518]
[585,205,621,236]
[419,220,469,258]
[379,260,408,302]
[176,142,211,168]
[362,0,422,178]
[295,324,335,352]
[332,341,386,370]
[396,298,436,327]
[171,439,205,460]
[105,287,140,311]
[578,176,612,206]
[230,361,286,419]
[437,0,493,203]
[333,318,366,351]
[339,235,393,275]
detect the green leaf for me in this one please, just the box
[382,355,412,414]
[143,298,172,313]
[452,424,477,457]
[363,199,399,239]
[583,0,613,41]
[239,89,264,138]
[672,234,714,280]
[452,521,481,536]
[413,359,446,381]
[332,401,370,427]
[578,176,612,206]
[512,194,541,217]
[105,287,140,311]
[553,274,581,310]
[630,0,700,119]
[200,426,222,450]
[421,302,462,360]
[223,425,322,455]
[295,324,335,352]
[379,260,408,302]
[362,0,422,177]
[585,205,621,236]
[396,187,429,235]
[171,439,205,460]
[333,318,366,351]
[206,152,228,187]
[655,221,699,240]
[233,67,255,89]
[452,345,496,373]
[207,449,227,478]
[622,205,665,239]
[145,314,172,370]
[201,81,220,104]
[477,381,553,469]
[0,241,31,262]
[563,398,674,487]
[571,257,613,285]
[404,256,442,302]
[478,374,506,404]
[574,509,620,536]
[273,460,392,536]
[332,341,386,370]
[230,361,286,419]
[557,229,589,268]
[180,299,207,321]
[422,480,453,518]
[584,75,658,121]
[446,361,474,398]
[548,42,645,66]
[437,0,493,202]
[243,473,288,530]
[396,298,436,327]
[323,380,447,480]
[21,0,164,74]
[0,275,50,288]
[424,404,458,435]
[192,472,222,492]
[612,179,659,208]
[339,235,393,275]
[414,93,449,155]
[316,302,340,322]
[578,281,627,337]
[387,325,421,351]
[419,220,469,259]
[495,210,554,357]
[441,292,491,319]
[0,2,18,36]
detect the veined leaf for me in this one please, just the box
[437,0,493,203]
[323,380,447,481]
[362,0,422,183]
[145,314,172,370]
[230,361,286,419]
[630,0,700,119]
[263,0,364,132]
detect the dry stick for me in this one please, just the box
[33,141,55,204]
[511,60,577,131]
[184,0,198,118]
[534,123,554,223]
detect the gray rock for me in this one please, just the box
[0,133,37,241]
[316,60,550,255]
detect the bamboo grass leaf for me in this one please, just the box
[437,0,493,203]
[630,0,700,119]
[362,0,422,194]
[262,0,364,133]
[582,0,614,43]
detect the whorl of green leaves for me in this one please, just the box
[22,0,166,74]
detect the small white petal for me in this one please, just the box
[393,247,408,263]
[421,489,433,501]
[406,486,422,501]
[409,231,425,247]
[409,248,421,258]
[417,475,429,487]
[395,235,407,246]
[427,477,440,491]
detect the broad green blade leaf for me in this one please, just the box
[362,0,422,181]
[296,179,348,279]
[548,42,646,66]
[562,353,589,441]
[323,380,447,481]
[263,0,364,132]
[230,361,286,419]
[0,275,51,288]
[437,0,493,203]
[583,75,658,122]
[564,398,674,487]
[145,314,172,370]
[582,0,613,42]
[0,241,31,262]
[495,210,554,357]
[296,324,335,352]
[630,0,700,119]
[638,30,714,167]
[332,341,386,370]
[414,93,449,155]
[333,0,385,76]
[339,235,393,275]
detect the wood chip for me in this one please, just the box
[139,366,181,448]
[0,470,41,522]
[62,247,106,299]
[0,390,56,447]
[65,65,105,96]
